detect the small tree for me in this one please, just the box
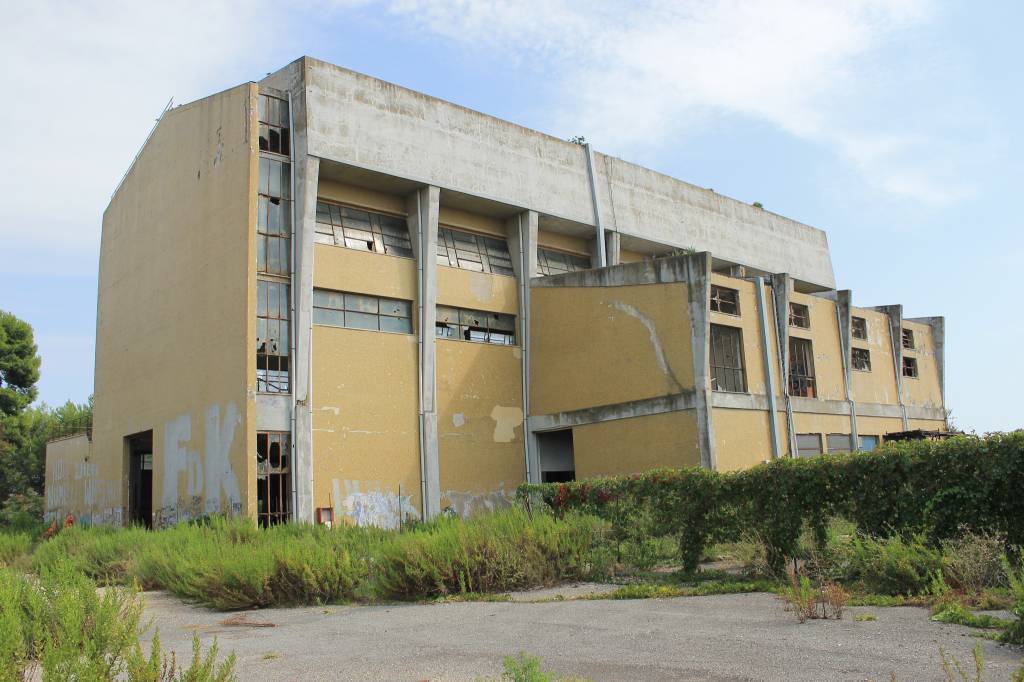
[0,310,41,417]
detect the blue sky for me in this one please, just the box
[1,1,1021,432]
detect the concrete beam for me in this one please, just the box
[529,391,697,432]
[753,276,782,459]
[835,290,859,446]
[407,186,442,519]
[685,252,716,469]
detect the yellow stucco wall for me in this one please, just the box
[901,320,943,410]
[440,206,506,238]
[436,339,525,515]
[311,326,421,528]
[537,229,591,256]
[857,415,906,441]
[531,283,694,415]
[713,408,775,471]
[69,83,256,526]
[789,291,846,402]
[849,307,900,405]
[318,179,406,215]
[438,266,519,314]
[314,244,417,301]
[572,411,701,478]
[619,248,645,264]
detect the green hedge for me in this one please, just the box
[517,432,1024,572]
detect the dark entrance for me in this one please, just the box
[125,430,153,528]
[537,429,575,483]
[257,432,292,527]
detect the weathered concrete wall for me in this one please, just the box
[709,274,769,395]
[44,434,95,523]
[73,83,256,526]
[572,411,701,478]
[848,306,900,405]
[901,319,944,410]
[298,57,835,289]
[531,282,694,416]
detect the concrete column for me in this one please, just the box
[908,315,946,424]
[583,143,607,267]
[407,186,442,518]
[604,231,621,267]
[835,290,860,448]
[685,252,716,469]
[770,274,797,456]
[875,304,909,431]
[507,210,539,483]
[754,276,782,459]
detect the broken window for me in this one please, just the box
[851,316,868,340]
[436,305,516,345]
[257,432,291,527]
[851,347,872,372]
[827,433,853,454]
[315,201,413,257]
[258,94,290,156]
[902,356,919,378]
[257,195,291,276]
[796,434,822,458]
[437,227,514,276]
[258,157,291,200]
[788,336,816,397]
[710,285,740,315]
[256,280,290,393]
[902,328,915,350]
[710,324,746,393]
[312,289,413,334]
[789,302,811,329]
[538,248,590,276]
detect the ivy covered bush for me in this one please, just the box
[518,432,1024,573]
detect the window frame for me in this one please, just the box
[902,356,919,379]
[257,94,290,157]
[788,302,811,329]
[710,285,741,316]
[827,433,853,454]
[851,316,868,340]
[312,289,413,335]
[437,226,514,277]
[256,431,291,527]
[537,247,590,277]
[710,323,747,393]
[851,347,872,372]
[902,328,916,350]
[435,305,517,346]
[796,433,823,458]
[314,201,413,259]
[256,279,290,394]
[788,336,816,397]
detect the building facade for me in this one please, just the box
[44,57,946,528]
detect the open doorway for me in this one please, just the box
[257,432,291,527]
[125,430,153,528]
[537,429,575,483]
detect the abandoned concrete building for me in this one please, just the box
[44,56,947,529]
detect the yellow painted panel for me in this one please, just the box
[84,83,256,526]
[712,408,774,471]
[440,206,506,237]
[789,292,845,402]
[572,411,700,478]
[314,243,418,302]
[857,416,906,440]
[312,326,422,526]
[317,179,407,215]
[531,283,694,415]
[619,249,644,264]
[538,229,590,256]
[437,265,519,314]
[907,418,947,432]
[901,321,943,409]
[792,412,855,444]
[849,307,899,405]
[710,273,768,395]
[437,339,525,514]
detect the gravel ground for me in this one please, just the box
[139,589,1023,681]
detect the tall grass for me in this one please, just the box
[0,531,32,567]
[26,508,611,610]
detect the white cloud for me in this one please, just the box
[376,0,975,205]
[0,1,291,273]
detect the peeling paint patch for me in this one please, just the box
[609,300,683,392]
[319,406,341,415]
[490,406,523,442]
[452,412,465,427]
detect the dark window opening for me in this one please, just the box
[710,324,746,392]
[851,347,871,372]
[258,94,290,156]
[788,336,816,397]
[902,356,919,378]
[538,430,575,483]
[437,227,513,276]
[851,316,868,340]
[257,279,290,393]
[710,285,740,315]
[126,430,153,529]
[789,302,811,329]
[257,432,291,527]
[436,305,516,345]
[315,202,413,257]
[902,328,915,350]
[538,248,590,276]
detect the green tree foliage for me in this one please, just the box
[0,310,41,417]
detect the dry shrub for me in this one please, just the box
[941,529,1006,599]
[783,560,849,622]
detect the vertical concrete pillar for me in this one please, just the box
[835,290,860,448]
[770,274,797,456]
[875,305,909,431]
[604,231,621,267]
[754,276,782,459]
[583,143,607,267]
[508,210,539,483]
[685,252,716,469]
[908,315,946,425]
[407,186,442,519]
